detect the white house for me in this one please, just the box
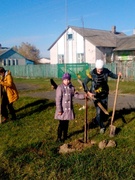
[38,57,50,64]
[48,26,126,64]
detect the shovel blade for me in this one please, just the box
[109,125,116,137]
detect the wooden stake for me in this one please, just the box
[84,96,88,143]
[0,85,2,124]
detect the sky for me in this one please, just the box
[0,0,135,58]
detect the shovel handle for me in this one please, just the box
[111,75,120,125]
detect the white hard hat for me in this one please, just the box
[95,59,104,69]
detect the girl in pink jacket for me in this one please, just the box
[55,73,85,142]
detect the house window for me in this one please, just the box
[77,53,84,63]
[13,59,15,65]
[58,55,64,64]
[8,59,10,66]
[67,34,73,40]
[16,59,18,65]
[3,59,6,66]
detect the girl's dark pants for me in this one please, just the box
[1,92,16,120]
[57,120,69,141]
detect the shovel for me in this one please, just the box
[79,80,109,115]
[109,75,120,137]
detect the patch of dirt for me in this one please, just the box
[59,139,117,153]
[59,139,96,154]
[70,139,96,150]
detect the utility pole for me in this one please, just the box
[81,17,85,63]
[64,0,68,72]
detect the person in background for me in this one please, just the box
[83,59,122,134]
[0,67,19,122]
[54,72,86,142]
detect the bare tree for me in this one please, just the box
[13,42,40,64]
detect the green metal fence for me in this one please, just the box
[4,64,58,78]
[3,62,135,81]
[57,63,90,79]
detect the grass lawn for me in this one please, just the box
[0,78,135,179]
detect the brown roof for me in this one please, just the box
[114,35,135,51]
[48,26,126,50]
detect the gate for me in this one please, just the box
[57,63,90,79]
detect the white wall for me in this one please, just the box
[76,33,84,53]
[58,35,64,54]
[85,40,96,64]
[50,27,97,64]
[96,47,113,63]
[50,43,58,64]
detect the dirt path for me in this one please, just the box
[17,83,135,110]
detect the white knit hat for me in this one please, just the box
[95,59,104,69]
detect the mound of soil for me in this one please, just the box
[59,139,96,154]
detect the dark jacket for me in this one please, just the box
[83,68,118,98]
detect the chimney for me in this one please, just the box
[112,26,116,34]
